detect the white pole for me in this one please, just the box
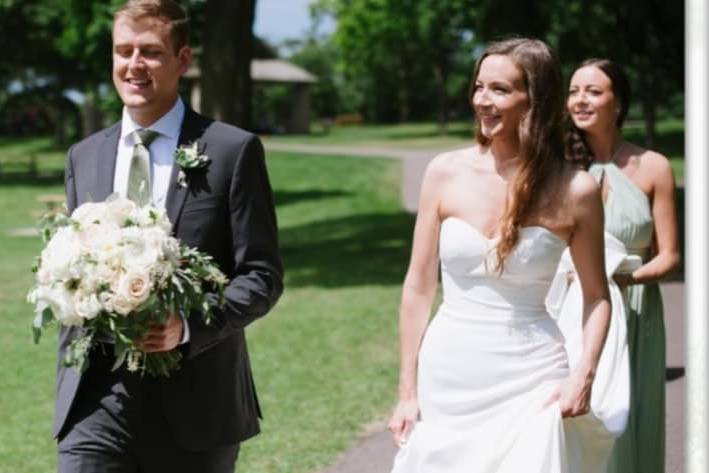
[686,1,708,471]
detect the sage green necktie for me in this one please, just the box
[127,129,159,205]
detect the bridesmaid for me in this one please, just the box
[566,58,680,473]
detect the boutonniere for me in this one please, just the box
[174,141,209,188]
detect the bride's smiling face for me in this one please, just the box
[472,54,529,141]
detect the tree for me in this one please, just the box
[473,0,684,146]
[1,0,259,139]
[289,37,342,120]
[313,0,478,126]
[198,0,256,129]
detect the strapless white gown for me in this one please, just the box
[391,217,606,473]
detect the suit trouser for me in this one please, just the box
[57,346,240,473]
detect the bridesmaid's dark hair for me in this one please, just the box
[468,38,565,272]
[565,58,632,168]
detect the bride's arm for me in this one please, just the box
[553,170,612,417]
[388,158,446,444]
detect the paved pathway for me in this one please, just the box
[263,142,685,473]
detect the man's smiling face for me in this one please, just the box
[112,14,191,126]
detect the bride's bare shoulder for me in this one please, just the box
[425,146,478,181]
[562,165,602,211]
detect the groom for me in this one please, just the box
[55,1,283,472]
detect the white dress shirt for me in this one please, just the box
[114,98,190,343]
[113,98,185,209]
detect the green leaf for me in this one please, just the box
[32,326,42,344]
[111,347,128,372]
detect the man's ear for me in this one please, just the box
[178,46,193,76]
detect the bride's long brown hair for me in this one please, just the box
[469,38,565,272]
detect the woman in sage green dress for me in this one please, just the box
[566,58,680,473]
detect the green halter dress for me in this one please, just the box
[591,162,666,473]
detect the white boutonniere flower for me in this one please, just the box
[173,141,209,188]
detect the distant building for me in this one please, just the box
[185,58,317,134]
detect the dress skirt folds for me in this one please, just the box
[390,217,608,473]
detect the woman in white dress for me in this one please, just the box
[387,38,612,473]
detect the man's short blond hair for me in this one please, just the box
[114,0,190,53]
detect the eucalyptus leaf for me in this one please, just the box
[112,347,129,372]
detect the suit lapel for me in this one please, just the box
[165,108,206,232]
[92,124,121,203]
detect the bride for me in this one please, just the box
[387,38,612,473]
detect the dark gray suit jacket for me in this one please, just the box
[54,108,284,449]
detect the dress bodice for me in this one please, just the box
[590,162,653,256]
[439,217,567,320]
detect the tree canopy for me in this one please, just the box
[1,0,683,143]
[309,0,683,142]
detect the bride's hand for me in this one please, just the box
[388,398,419,446]
[545,369,594,418]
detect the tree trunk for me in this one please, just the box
[397,67,410,122]
[641,94,657,149]
[80,89,103,138]
[433,63,448,134]
[200,0,255,129]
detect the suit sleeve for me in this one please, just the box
[184,135,284,359]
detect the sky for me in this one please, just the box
[253,0,334,45]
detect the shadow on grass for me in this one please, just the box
[280,211,415,288]
[274,189,351,207]
[0,136,60,152]
[0,171,64,187]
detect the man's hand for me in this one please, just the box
[139,313,184,352]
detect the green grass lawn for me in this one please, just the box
[0,146,411,473]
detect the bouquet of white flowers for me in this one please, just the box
[27,195,228,377]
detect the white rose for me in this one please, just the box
[78,221,121,254]
[41,226,81,281]
[106,197,137,226]
[73,292,102,320]
[119,227,162,270]
[93,260,119,287]
[32,285,82,326]
[71,202,109,226]
[111,294,134,316]
[114,269,152,314]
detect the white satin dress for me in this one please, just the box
[391,217,603,473]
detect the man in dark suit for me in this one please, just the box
[55,1,283,471]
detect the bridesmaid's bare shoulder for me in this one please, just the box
[625,141,676,190]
